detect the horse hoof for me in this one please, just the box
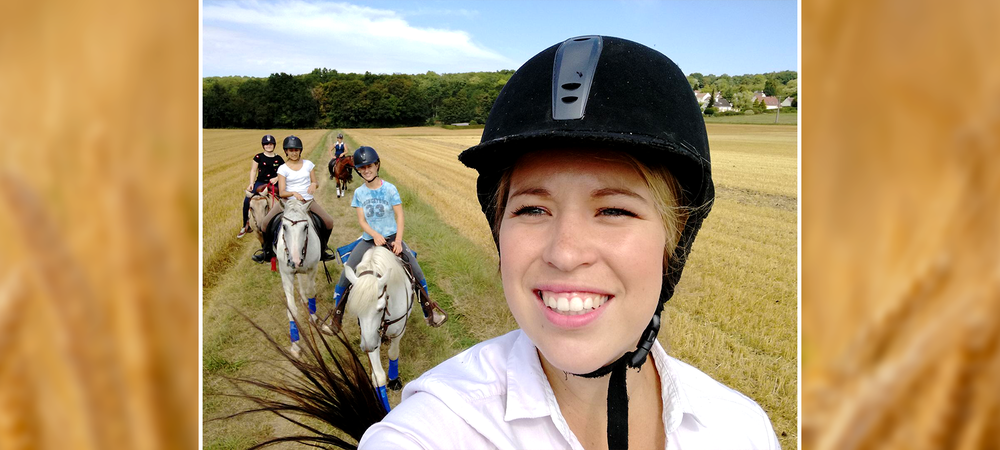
[289,345,302,359]
[320,324,334,335]
[387,378,402,391]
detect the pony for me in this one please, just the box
[343,246,414,412]
[275,198,332,358]
[245,183,275,246]
[331,157,354,198]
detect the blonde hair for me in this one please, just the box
[491,151,688,267]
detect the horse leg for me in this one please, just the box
[386,335,402,391]
[366,347,391,412]
[299,270,333,335]
[281,273,302,358]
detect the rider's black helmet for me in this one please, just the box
[261,134,276,147]
[459,35,713,306]
[283,135,303,150]
[337,133,344,139]
[353,146,379,167]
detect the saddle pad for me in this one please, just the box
[336,237,417,264]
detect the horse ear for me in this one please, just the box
[304,199,314,210]
[344,266,358,284]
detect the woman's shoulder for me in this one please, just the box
[358,331,526,450]
[407,330,522,393]
[662,354,778,445]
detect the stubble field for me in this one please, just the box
[203,124,797,449]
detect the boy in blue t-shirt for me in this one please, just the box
[332,146,447,328]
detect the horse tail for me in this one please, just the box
[212,310,387,449]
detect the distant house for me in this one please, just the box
[693,90,712,108]
[754,92,780,109]
[781,97,795,107]
[715,97,734,112]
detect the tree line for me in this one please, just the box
[203,68,797,129]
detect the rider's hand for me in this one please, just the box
[307,184,316,195]
[247,183,253,192]
[293,192,305,201]
[391,239,402,255]
[373,234,386,246]
[270,177,278,185]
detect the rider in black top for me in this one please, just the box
[238,134,284,238]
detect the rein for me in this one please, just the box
[356,265,413,341]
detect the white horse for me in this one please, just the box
[343,246,414,412]
[275,198,332,358]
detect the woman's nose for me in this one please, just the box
[541,212,597,272]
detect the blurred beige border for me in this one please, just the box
[803,0,1000,449]
[0,1,198,449]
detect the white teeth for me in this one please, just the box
[539,291,610,314]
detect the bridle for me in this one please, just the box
[280,214,310,267]
[247,183,277,229]
[357,269,413,341]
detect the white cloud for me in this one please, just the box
[202,1,513,76]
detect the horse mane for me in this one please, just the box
[345,247,399,317]
[283,198,309,218]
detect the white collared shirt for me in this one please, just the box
[359,330,780,450]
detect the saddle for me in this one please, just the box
[331,242,430,332]
[266,210,325,250]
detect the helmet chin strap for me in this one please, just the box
[573,314,660,450]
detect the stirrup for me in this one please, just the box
[321,249,337,261]
[251,249,272,263]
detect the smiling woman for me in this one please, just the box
[358,35,781,450]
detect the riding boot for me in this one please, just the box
[252,226,275,263]
[318,225,336,261]
[417,280,447,327]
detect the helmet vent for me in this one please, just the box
[552,35,603,120]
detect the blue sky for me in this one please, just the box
[203,0,798,78]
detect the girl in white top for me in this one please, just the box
[254,135,335,262]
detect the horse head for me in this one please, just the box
[279,198,316,269]
[344,264,389,353]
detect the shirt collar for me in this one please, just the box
[503,331,556,421]
[501,331,708,433]
[651,340,706,432]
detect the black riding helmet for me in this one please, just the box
[283,135,303,150]
[458,35,714,449]
[261,134,276,147]
[353,146,379,167]
[353,146,380,182]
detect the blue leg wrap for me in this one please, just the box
[334,284,346,307]
[289,321,299,342]
[388,358,399,381]
[308,297,316,314]
[378,385,391,412]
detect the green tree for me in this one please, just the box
[764,79,778,97]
